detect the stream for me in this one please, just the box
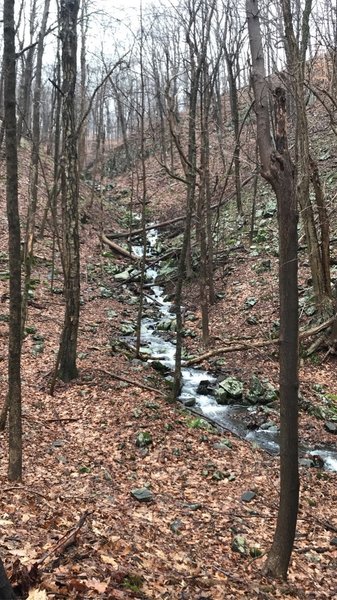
[130,229,337,472]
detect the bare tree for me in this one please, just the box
[281,0,331,313]
[3,0,22,481]
[247,0,299,579]
[57,0,80,382]
[22,0,51,334]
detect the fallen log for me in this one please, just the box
[184,316,335,366]
[101,233,139,261]
[97,367,167,397]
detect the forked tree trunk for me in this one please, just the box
[247,0,299,579]
[4,0,22,481]
[58,0,80,382]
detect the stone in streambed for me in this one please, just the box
[196,380,215,395]
[215,377,244,405]
[246,375,277,405]
[151,360,172,375]
[182,397,196,407]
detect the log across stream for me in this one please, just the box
[127,229,337,472]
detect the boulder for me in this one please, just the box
[246,375,277,405]
[215,377,244,405]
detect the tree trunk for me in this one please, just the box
[22,0,51,335]
[281,0,331,312]
[0,557,16,599]
[58,0,80,382]
[247,0,299,579]
[4,0,23,481]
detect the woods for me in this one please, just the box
[0,0,337,597]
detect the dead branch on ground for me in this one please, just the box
[184,316,335,366]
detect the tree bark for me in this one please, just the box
[22,0,51,335]
[4,0,23,481]
[58,0,80,382]
[247,0,299,579]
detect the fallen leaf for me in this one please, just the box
[86,578,107,593]
[27,590,47,600]
[101,554,119,568]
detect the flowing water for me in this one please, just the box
[130,230,337,472]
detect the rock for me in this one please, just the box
[151,361,171,375]
[182,397,196,407]
[246,316,258,325]
[246,375,277,405]
[330,537,337,546]
[231,535,248,555]
[135,431,153,448]
[114,269,131,281]
[196,380,214,395]
[241,490,256,502]
[212,469,228,481]
[244,297,258,310]
[183,503,202,511]
[157,318,177,332]
[131,487,153,502]
[100,286,114,297]
[120,323,135,335]
[325,421,337,434]
[256,259,271,273]
[215,377,244,405]
[51,439,65,448]
[214,438,232,450]
[262,199,277,218]
[260,420,276,430]
[299,458,315,468]
[170,519,183,533]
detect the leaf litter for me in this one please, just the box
[0,151,335,598]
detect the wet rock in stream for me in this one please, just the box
[215,376,244,404]
[196,379,216,395]
[247,375,277,404]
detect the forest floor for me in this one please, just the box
[0,147,336,600]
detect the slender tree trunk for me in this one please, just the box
[78,0,88,173]
[224,49,242,216]
[136,16,147,357]
[17,0,36,144]
[281,0,331,312]
[4,0,22,480]
[22,0,51,335]
[247,0,299,579]
[58,0,80,382]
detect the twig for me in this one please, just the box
[294,545,330,554]
[3,486,50,501]
[37,510,91,566]
[316,518,337,533]
[45,417,80,423]
[97,368,166,397]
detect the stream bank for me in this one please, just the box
[116,228,337,472]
